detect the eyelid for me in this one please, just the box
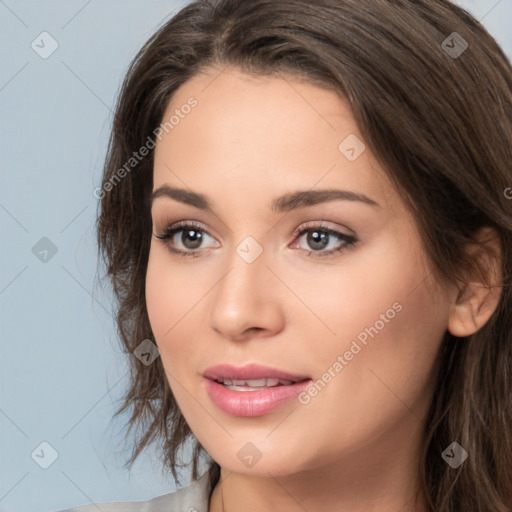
[291,219,354,238]
[154,218,212,234]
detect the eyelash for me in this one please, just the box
[154,220,358,259]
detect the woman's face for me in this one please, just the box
[146,66,454,478]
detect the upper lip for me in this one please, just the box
[203,363,310,382]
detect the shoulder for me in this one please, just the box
[55,471,211,512]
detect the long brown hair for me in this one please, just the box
[96,0,512,509]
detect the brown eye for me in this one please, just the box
[154,221,218,257]
[178,228,203,250]
[291,221,358,258]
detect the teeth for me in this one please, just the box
[217,378,295,388]
[234,378,271,386]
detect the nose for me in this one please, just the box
[208,244,285,342]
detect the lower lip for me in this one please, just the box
[204,378,312,417]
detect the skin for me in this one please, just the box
[145,66,502,512]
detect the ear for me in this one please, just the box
[447,227,503,338]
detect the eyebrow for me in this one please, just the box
[150,185,380,212]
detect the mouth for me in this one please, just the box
[202,363,312,417]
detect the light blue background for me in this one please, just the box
[1,1,511,511]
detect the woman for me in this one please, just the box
[62,0,512,510]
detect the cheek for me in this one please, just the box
[145,245,209,376]
[145,247,186,356]
[311,224,444,353]
[145,249,169,340]
[295,235,448,430]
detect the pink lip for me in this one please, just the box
[203,363,312,417]
[203,363,310,382]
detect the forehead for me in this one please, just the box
[152,66,397,214]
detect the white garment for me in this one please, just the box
[55,471,210,512]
